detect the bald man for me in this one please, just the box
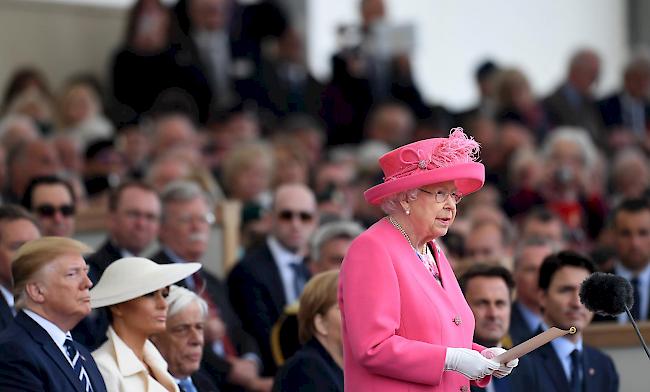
[228,183,319,375]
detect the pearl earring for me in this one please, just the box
[406,209,410,215]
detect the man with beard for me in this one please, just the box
[151,180,270,392]
[515,251,618,392]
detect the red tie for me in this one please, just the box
[191,273,238,357]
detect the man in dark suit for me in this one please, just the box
[86,181,161,284]
[509,237,555,345]
[543,49,604,142]
[0,204,41,333]
[152,180,269,391]
[0,237,107,392]
[74,181,161,349]
[228,183,318,376]
[608,198,650,323]
[152,285,220,392]
[460,264,529,392]
[598,55,650,149]
[515,251,619,392]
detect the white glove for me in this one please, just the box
[444,347,500,380]
[481,347,519,378]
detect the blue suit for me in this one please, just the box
[514,341,618,392]
[0,311,107,392]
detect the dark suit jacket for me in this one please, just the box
[192,369,221,392]
[151,249,259,391]
[509,301,536,346]
[469,354,534,392]
[0,290,13,333]
[598,92,650,131]
[86,239,123,285]
[0,311,107,392]
[227,242,310,376]
[272,338,343,392]
[543,84,604,140]
[515,340,618,392]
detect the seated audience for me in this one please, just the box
[0,204,41,332]
[91,257,201,392]
[272,270,343,392]
[0,237,107,391]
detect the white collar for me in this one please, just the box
[267,236,302,267]
[615,262,650,282]
[23,309,68,348]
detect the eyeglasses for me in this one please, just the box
[34,204,76,217]
[417,188,463,204]
[278,210,315,223]
[175,212,216,226]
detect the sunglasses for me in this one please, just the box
[278,210,314,223]
[34,204,76,217]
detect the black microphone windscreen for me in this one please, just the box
[579,272,633,316]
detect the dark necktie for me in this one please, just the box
[289,262,306,299]
[178,377,198,392]
[64,338,94,392]
[570,349,583,392]
[631,277,641,320]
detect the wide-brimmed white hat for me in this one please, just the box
[90,257,201,308]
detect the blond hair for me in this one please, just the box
[12,236,91,310]
[297,270,339,344]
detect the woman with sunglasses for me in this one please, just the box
[90,257,200,392]
[339,128,519,391]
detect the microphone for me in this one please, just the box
[579,272,650,360]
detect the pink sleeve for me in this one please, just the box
[340,235,447,386]
[470,342,492,387]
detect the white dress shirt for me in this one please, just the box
[267,236,304,304]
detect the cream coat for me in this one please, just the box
[92,326,179,392]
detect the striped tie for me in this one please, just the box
[64,338,94,392]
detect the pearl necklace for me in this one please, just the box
[388,216,425,254]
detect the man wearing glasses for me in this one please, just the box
[151,180,268,392]
[21,176,76,237]
[228,183,319,376]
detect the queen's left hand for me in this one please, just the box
[481,347,519,378]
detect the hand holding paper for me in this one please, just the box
[494,326,577,364]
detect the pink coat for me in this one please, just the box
[339,218,490,391]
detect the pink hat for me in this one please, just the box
[364,128,485,205]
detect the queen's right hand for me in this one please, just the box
[444,347,500,380]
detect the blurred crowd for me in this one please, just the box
[0,0,649,390]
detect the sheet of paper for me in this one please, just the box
[495,326,576,363]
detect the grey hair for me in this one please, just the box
[540,126,597,170]
[310,220,364,262]
[513,236,559,270]
[379,188,420,215]
[160,180,213,221]
[165,285,208,319]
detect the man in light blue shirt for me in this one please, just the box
[515,251,618,392]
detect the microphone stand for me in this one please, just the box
[624,305,650,360]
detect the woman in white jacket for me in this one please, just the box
[90,257,200,392]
